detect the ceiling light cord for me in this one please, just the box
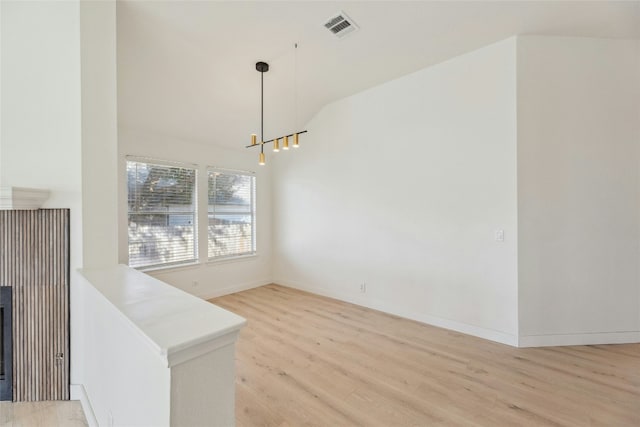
[261,70,264,155]
[294,43,298,130]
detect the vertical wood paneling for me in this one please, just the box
[0,209,69,401]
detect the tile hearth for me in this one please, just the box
[0,401,87,427]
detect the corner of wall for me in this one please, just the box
[515,35,640,345]
[272,37,520,345]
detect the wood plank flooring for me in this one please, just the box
[211,284,640,427]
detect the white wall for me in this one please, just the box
[80,0,119,268]
[273,38,519,345]
[118,128,273,299]
[517,36,640,346]
[79,273,170,427]
[0,0,84,378]
[0,0,82,242]
[73,0,119,406]
[170,343,236,427]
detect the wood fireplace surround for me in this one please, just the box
[0,209,70,401]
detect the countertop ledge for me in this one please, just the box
[79,264,247,367]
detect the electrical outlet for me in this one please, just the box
[494,229,505,242]
[360,282,366,293]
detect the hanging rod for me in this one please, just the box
[245,130,308,148]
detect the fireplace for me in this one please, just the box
[0,209,69,401]
[0,287,11,401]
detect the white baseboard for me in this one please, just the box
[276,278,519,347]
[518,331,640,347]
[199,278,271,300]
[70,384,98,427]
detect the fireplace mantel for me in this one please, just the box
[0,187,50,210]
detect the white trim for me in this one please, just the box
[125,155,198,169]
[518,331,640,347]
[199,278,271,301]
[70,384,98,427]
[275,278,519,347]
[141,261,200,274]
[207,253,258,265]
[207,165,256,176]
[144,253,260,275]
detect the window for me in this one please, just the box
[127,159,197,269]
[208,168,256,259]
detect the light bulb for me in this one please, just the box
[259,152,265,165]
[283,136,289,150]
[273,138,280,152]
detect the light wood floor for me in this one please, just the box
[212,284,640,427]
[0,401,87,427]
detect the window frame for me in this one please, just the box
[206,167,257,262]
[125,156,199,271]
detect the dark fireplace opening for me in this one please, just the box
[0,287,12,401]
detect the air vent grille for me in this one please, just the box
[323,11,358,39]
[330,21,351,34]
[324,16,344,29]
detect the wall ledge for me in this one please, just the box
[79,265,246,367]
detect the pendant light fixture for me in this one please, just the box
[246,45,306,165]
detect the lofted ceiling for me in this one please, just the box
[117,1,640,150]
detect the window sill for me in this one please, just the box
[138,261,200,275]
[133,254,259,274]
[207,254,258,266]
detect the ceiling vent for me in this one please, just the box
[323,11,359,39]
